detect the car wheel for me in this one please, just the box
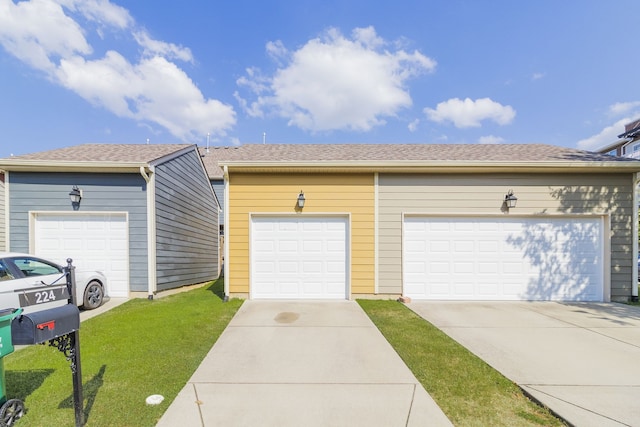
[82,281,104,310]
[0,398,25,426]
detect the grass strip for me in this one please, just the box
[4,278,242,427]
[357,300,565,427]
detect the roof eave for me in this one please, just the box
[595,140,625,154]
[0,161,150,173]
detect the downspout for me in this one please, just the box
[633,173,639,301]
[140,166,157,299]
[374,172,379,295]
[3,172,9,252]
[223,166,230,299]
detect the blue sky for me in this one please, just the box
[1,0,639,158]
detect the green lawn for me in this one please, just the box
[358,300,565,427]
[3,285,568,426]
[4,279,242,427]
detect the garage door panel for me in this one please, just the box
[406,241,426,253]
[302,240,322,252]
[327,281,346,293]
[279,262,298,274]
[86,239,107,250]
[327,240,345,252]
[478,222,499,231]
[478,262,498,274]
[478,241,498,252]
[404,217,603,302]
[429,282,450,295]
[279,241,298,252]
[503,262,524,274]
[252,216,347,299]
[62,221,83,231]
[254,261,275,274]
[454,241,474,252]
[454,222,474,232]
[254,240,274,252]
[478,283,499,295]
[302,261,322,274]
[254,221,274,232]
[327,261,345,273]
[303,281,322,293]
[110,239,128,251]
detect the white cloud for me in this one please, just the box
[0,0,91,71]
[237,26,436,132]
[608,101,640,116]
[56,53,235,140]
[408,119,419,132]
[424,97,516,128]
[577,101,640,151]
[57,0,133,29]
[133,30,193,62]
[0,0,234,140]
[265,40,288,64]
[576,118,632,151]
[532,72,545,80]
[478,135,505,144]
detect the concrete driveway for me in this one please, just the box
[157,300,452,427]
[407,301,640,427]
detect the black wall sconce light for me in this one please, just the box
[297,191,305,209]
[504,189,517,208]
[69,186,82,209]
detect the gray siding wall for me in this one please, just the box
[8,172,149,291]
[0,173,5,251]
[378,173,635,301]
[211,179,224,226]
[154,150,219,291]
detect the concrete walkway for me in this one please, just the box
[157,300,452,427]
[408,301,640,427]
[79,297,128,322]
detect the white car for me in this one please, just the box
[0,252,106,313]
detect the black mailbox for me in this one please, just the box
[11,304,80,345]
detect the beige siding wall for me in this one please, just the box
[378,173,635,301]
[227,173,375,297]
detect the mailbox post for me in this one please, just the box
[63,259,83,427]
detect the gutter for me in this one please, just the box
[223,166,230,300]
[0,161,149,173]
[140,166,157,300]
[218,160,640,175]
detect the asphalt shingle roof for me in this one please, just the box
[2,143,193,163]
[1,142,635,179]
[199,143,633,178]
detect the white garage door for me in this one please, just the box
[34,213,129,297]
[403,216,604,301]
[251,216,348,299]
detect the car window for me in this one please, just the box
[11,258,62,277]
[0,260,15,281]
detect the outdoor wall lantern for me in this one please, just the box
[504,189,518,208]
[297,191,305,209]
[69,186,83,204]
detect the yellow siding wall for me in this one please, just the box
[227,173,375,297]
